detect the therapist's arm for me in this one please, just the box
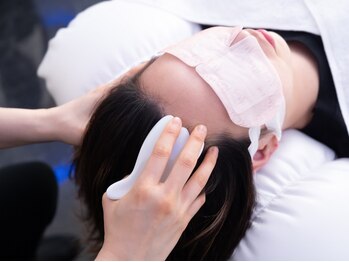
[96,118,218,261]
[0,85,105,148]
[0,107,52,148]
[0,63,147,149]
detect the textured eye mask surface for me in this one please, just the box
[164,26,242,66]
[196,36,283,127]
[165,27,283,128]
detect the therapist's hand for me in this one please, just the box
[96,117,219,261]
[48,62,147,146]
[47,83,111,145]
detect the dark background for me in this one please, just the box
[0,0,107,259]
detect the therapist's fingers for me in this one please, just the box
[185,193,206,223]
[137,117,182,184]
[165,124,207,192]
[181,146,218,209]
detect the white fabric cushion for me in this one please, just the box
[38,1,349,260]
[38,0,201,104]
[233,130,349,260]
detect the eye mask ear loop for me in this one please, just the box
[265,90,286,141]
[248,94,285,159]
[248,127,261,158]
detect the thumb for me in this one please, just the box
[102,192,121,214]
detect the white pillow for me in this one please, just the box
[38,1,349,260]
[233,130,349,260]
[38,0,200,104]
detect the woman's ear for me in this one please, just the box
[252,133,279,173]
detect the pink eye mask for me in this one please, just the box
[163,26,286,157]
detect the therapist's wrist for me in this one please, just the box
[32,108,58,142]
[40,107,71,143]
[40,107,58,141]
[43,105,83,145]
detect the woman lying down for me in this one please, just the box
[73,26,349,260]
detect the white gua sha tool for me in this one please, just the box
[164,26,286,158]
[107,115,202,200]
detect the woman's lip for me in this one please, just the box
[257,29,276,49]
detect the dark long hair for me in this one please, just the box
[73,69,255,260]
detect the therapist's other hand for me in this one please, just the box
[48,62,148,146]
[96,117,219,261]
[48,83,110,145]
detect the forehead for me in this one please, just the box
[139,53,248,138]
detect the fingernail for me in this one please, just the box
[209,146,219,155]
[196,125,207,136]
[172,117,182,127]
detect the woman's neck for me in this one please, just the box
[283,41,320,130]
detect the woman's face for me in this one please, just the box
[140,27,293,139]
